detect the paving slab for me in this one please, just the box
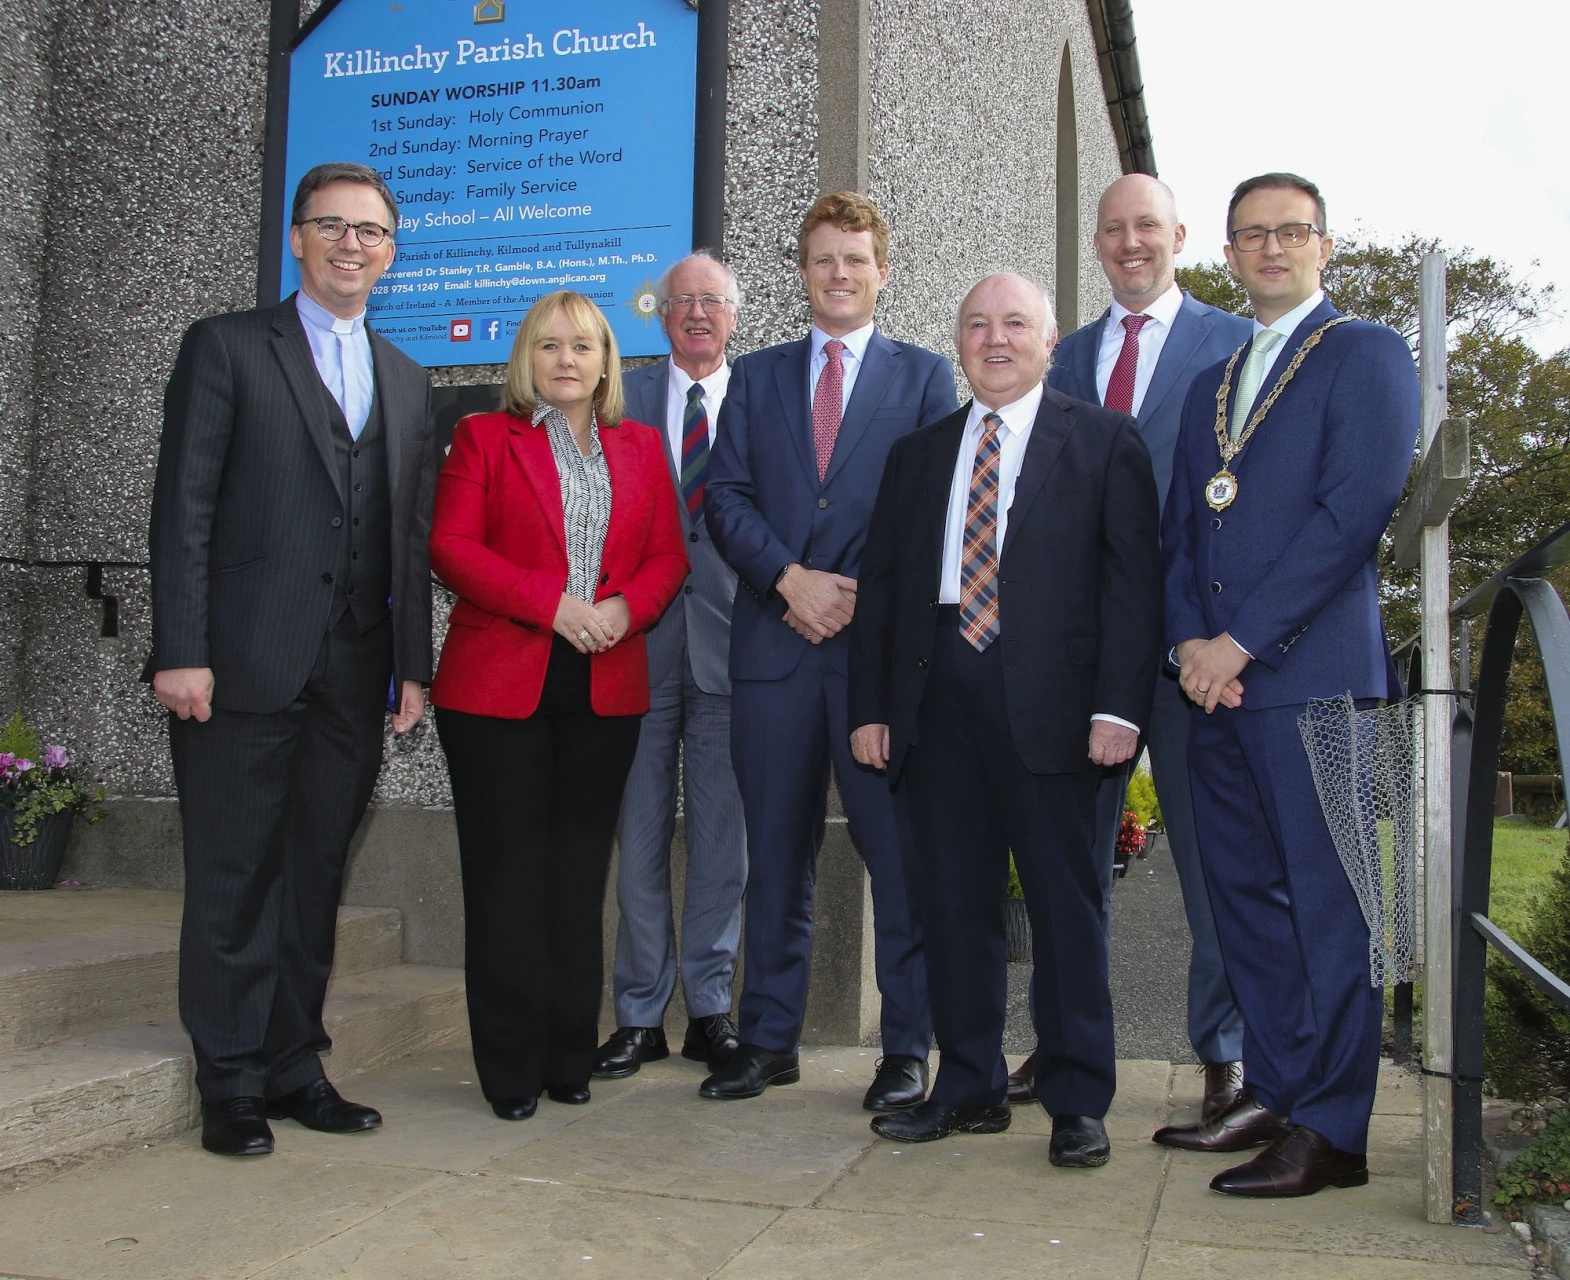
[265,1048,649,1174]
[485,1080,876,1208]
[820,1132,1168,1235]
[1153,1158,1527,1267]
[1141,1239,1529,1278]
[0,1142,437,1280]
[715,1207,1146,1279]
[256,1176,780,1279]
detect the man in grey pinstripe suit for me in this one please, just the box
[592,251,748,1079]
[148,163,437,1157]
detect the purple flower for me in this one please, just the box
[42,745,70,771]
[0,753,12,770]
[14,759,34,774]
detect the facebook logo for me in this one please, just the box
[486,319,500,341]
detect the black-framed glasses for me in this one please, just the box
[1229,222,1323,252]
[296,216,392,248]
[661,293,733,312]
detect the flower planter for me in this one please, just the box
[1002,897,1032,963]
[0,809,74,890]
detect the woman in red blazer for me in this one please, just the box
[429,290,687,1120]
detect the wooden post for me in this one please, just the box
[1418,251,1455,1224]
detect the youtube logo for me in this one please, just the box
[450,318,472,342]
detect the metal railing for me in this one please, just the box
[1448,518,1570,1222]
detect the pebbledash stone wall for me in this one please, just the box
[0,0,1119,808]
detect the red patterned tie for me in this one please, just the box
[812,339,845,483]
[959,412,1004,651]
[1103,313,1149,414]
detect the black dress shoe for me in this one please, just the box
[593,1026,670,1079]
[682,1013,742,1070]
[1153,1093,1289,1152]
[491,1097,538,1121]
[547,1085,591,1105]
[1049,1114,1110,1168]
[266,1078,381,1133]
[869,1098,1011,1142]
[699,1044,799,1099]
[862,1054,929,1112]
[201,1096,274,1156]
[1201,1060,1246,1122]
[1210,1125,1368,1197]
[1006,1048,1039,1105]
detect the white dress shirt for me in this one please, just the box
[808,320,875,411]
[663,357,730,464]
[1251,288,1326,384]
[1093,282,1184,414]
[295,290,373,439]
[938,382,1136,733]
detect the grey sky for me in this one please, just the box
[1133,1,1569,353]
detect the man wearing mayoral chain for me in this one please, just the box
[1159,173,1418,1197]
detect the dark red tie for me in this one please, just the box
[1103,313,1149,414]
[812,339,845,483]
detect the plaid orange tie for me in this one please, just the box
[959,412,1004,651]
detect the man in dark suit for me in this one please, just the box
[849,272,1161,1167]
[1014,175,1253,1123]
[1160,173,1418,1195]
[702,192,957,1107]
[148,162,437,1157]
[593,250,747,1079]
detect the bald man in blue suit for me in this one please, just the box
[1039,175,1253,1124]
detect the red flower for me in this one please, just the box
[1115,810,1146,855]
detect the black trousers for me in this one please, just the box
[171,611,392,1101]
[902,614,1113,1116]
[436,638,643,1100]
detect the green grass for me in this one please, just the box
[1490,820,1570,940]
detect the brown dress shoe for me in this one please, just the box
[1201,1060,1245,1122]
[1152,1093,1289,1152]
[1210,1125,1369,1197]
[1006,1048,1038,1105]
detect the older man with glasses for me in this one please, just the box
[593,250,750,1080]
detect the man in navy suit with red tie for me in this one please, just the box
[1162,174,1418,1196]
[703,192,957,1108]
[1032,175,1253,1125]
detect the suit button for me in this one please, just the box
[1210,581,1222,594]
[917,657,929,669]
[322,572,334,584]
[684,585,694,595]
[353,448,361,458]
[600,573,609,584]
[1211,517,1222,530]
[689,531,699,543]
[354,482,362,492]
[928,599,938,610]
[331,517,342,528]
[817,498,828,509]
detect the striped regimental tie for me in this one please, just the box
[959,411,1004,651]
[680,382,709,519]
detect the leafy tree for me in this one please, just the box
[1177,236,1568,775]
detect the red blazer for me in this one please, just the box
[429,410,689,718]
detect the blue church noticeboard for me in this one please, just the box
[280,0,698,366]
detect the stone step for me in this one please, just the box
[0,962,466,1177]
[0,890,404,1052]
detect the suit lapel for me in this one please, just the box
[1001,387,1074,558]
[926,406,968,579]
[823,330,897,487]
[1075,311,1105,402]
[641,361,689,532]
[367,328,404,502]
[509,416,569,557]
[270,297,345,504]
[770,340,816,486]
[1138,298,1213,427]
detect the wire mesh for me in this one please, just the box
[1298,694,1421,988]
